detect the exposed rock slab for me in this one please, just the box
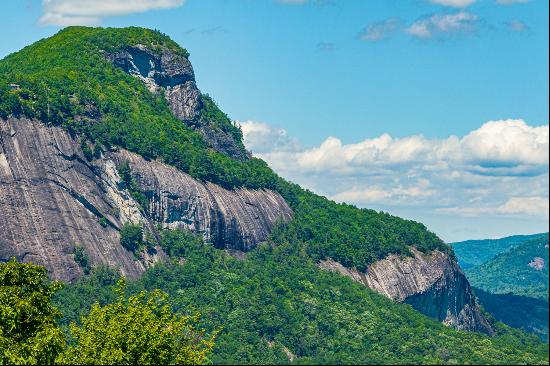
[109,150,293,251]
[319,248,493,334]
[106,45,247,159]
[0,118,292,281]
[0,118,151,282]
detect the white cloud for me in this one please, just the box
[358,18,402,42]
[406,12,479,39]
[497,196,549,217]
[40,0,185,26]
[241,119,549,220]
[429,0,477,7]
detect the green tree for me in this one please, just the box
[58,279,214,365]
[120,223,143,253]
[0,258,65,365]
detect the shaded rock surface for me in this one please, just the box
[106,45,247,159]
[319,248,494,334]
[0,117,292,281]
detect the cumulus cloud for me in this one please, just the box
[429,0,477,7]
[358,18,402,42]
[39,0,185,26]
[406,12,479,39]
[241,119,549,220]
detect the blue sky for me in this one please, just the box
[1,0,548,241]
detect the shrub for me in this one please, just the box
[120,223,143,253]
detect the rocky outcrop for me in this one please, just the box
[106,45,247,159]
[0,117,292,281]
[108,150,293,251]
[319,248,493,334]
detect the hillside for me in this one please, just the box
[1,26,548,364]
[451,233,548,269]
[474,288,549,342]
[52,230,549,365]
[466,235,549,300]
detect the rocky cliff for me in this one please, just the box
[0,117,292,281]
[106,45,248,160]
[320,248,494,334]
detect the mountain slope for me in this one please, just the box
[0,26,494,335]
[451,233,548,269]
[53,234,549,365]
[466,235,549,299]
[0,26,448,271]
[474,288,549,342]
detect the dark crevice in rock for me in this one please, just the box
[48,178,118,230]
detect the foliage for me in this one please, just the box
[0,258,65,365]
[466,235,549,300]
[159,228,206,258]
[57,279,214,365]
[53,266,121,334]
[120,223,144,253]
[54,231,549,365]
[451,233,548,269]
[475,288,549,342]
[198,94,245,152]
[73,246,91,275]
[272,187,449,272]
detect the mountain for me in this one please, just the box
[474,289,549,342]
[466,235,549,300]
[450,233,548,270]
[1,26,548,363]
[452,233,549,341]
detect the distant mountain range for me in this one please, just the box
[451,233,548,270]
[451,233,549,342]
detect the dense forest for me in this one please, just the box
[474,288,549,342]
[3,231,548,365]
[453,234,549,342]
[466,236,549,300]
[451,233,548,269]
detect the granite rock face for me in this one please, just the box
[109,150,293,251]
[106,45,247,159]
[0,117,292,281]
[319,248,494,334]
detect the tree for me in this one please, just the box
[120,223,143,252]
[0,258,65,365]
[58,279,215,365]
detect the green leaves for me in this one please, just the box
[0,258,65,365]
[120,223,144,253]
[1,259,214,365]
[57,279,214,365]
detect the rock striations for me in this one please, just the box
[320,248,494,334]
[0,117,292,282]
[106,45,247,160]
